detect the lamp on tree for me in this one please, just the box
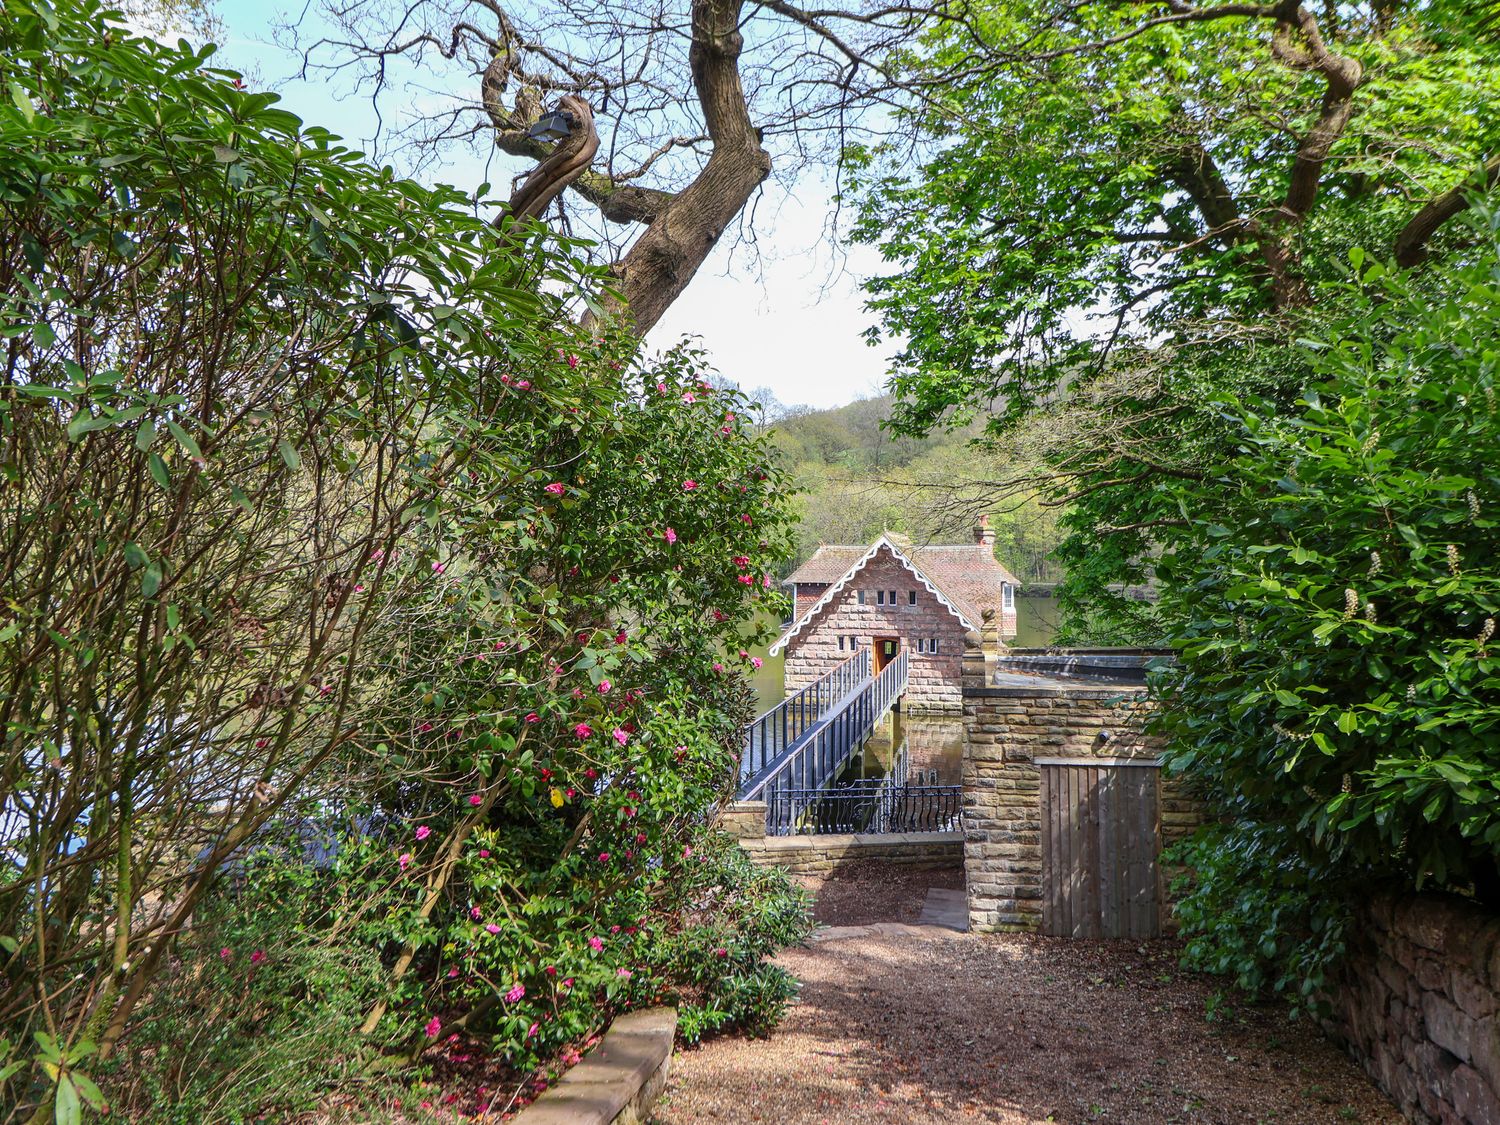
[527,109,576,143]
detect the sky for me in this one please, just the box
[204,0,900,412]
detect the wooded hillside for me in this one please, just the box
[754,392,1064,583]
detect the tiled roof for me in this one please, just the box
[783,546,869,586]
[771,534,1021,655]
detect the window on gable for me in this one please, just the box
[876,590,885,605]
[838,635,845,651]
[888,589,896,605]
[908,590,917,606]
[857,589,866,605]
[930,637,940,654]
[1002,583,1015,609]
[916,638,926,654]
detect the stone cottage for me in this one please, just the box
[770,524,1020,711]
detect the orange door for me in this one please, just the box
[874,636,899,673]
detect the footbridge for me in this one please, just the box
[736,646,909,814]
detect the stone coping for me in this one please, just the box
[753,831,962,850]
[972,680,1148,698]
[514,1007,677,1125]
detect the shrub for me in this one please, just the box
[1156,206,1500,998]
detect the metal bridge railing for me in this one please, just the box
[739,647,908,804]
[765,780,963,836]
[740,647,869,783]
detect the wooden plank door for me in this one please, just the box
[1040,762,1162,939]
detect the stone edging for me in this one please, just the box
[513,1007,677,1125]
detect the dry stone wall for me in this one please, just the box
[1325,894,1500,1124]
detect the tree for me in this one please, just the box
[0,2,806,1113]
[850,0,1500,635]
[294,0,987,334]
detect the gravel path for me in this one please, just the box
[654,874,1400,1125]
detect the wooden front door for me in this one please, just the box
[874,636,899,673]
[1039,760,1162,939]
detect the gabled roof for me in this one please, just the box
[770,534,1019,655]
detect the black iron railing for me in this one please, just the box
[740,647,870,783]
[766,780,964,836]
[739,648,909,804]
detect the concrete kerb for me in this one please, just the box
[513,1007,677,1125]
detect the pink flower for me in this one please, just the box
[544,482,565,496]
[636,832,648,844]
[616,968,633,979]
[469,793,482,807]
[517,379,531,389]
[250,949,266,965]
[712,662,724,673]
[432,561,445,574]
[418,722,434,733]
[574,722,593,739]
[425,1016,442,1039]
[525,712,540,723]
[566,353,579,368]
[471,906,483,920]
[486,923,501,935]
[751,656,764,669]
[681,392,696,404]
[448,967,460,978]
[733,555,750,569]
[561,978,574,990]
[589,936,605,952]
[506,983,525,1003]
[613,728,629,746]
[740,514,752,524]
[415,825,432,841]
[762,575,772,588]
[682,845,693,859]
[682,480,697,491]
[219,947,232,961]
[714,947,728,958]
[399,853,412,870]
[598,851,611,862]
[597,679,611,694]
[585,768,598,780]
[528,1021,540,1039]
[663,527,677,545]
[737,574,753,584]
[656,382,668,394]
[478,848,490,858]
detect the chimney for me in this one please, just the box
[974,513,996,549]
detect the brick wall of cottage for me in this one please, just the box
[1323,893,1500,1123]
[782,549,973,712]
[960,644,1202,933]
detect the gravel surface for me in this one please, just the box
[654,875,1399,1125]
[806,862,965,927]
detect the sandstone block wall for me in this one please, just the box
[723,800,962,875]
[784,552,971,711]
[961,681,1201,932]
[1325,894,1500,1124]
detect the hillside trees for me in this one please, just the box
[0,2,803,1114]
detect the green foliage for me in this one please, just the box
[0,0,806,1116]
[848,0,1500,640]
[1167,825,1351,1015]
[1157,213,1500,996]
[768,395,1064,582]
[1157,218,1500,894]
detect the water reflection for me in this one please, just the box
[841,712,964,786]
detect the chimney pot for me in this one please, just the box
[975,514,996,548]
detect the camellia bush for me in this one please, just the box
[1154,208,1500,1006]
[0,1,808,1118]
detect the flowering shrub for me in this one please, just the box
[0,0,805,1115]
